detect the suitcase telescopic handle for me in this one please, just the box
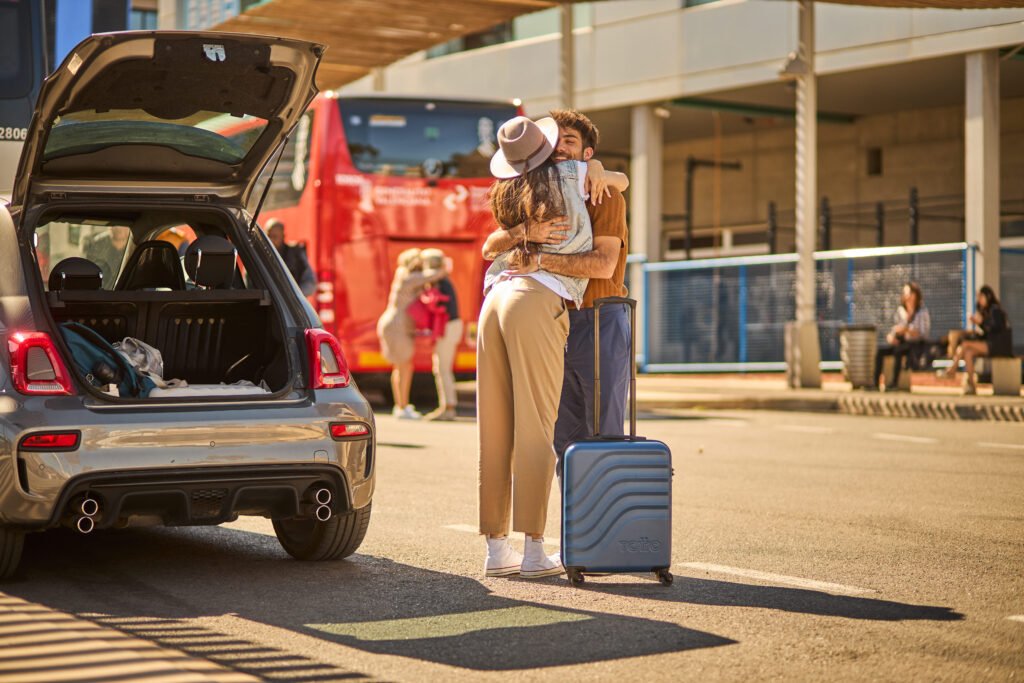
[593,296,637,439]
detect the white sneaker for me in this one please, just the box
[392,405,421,419]
[520,536,564,578]
[484,537,523,577]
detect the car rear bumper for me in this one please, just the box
[0,393,375,529]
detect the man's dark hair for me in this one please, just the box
[549,108,599,154]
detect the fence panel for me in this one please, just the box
[643,244,971,372]
[1001,249,1024,356]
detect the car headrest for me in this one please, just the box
[184,235,237,289]
[115,240,186,291]
[48,257,103,291]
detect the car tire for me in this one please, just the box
[0,527,25,579]
[272,503,371,561]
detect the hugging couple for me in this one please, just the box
[477,109,632,578]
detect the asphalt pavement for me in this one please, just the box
[1,410,1022,681]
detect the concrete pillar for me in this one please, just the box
[371,68,386,92]
[560,3,575,109]
[630,104,663,368]
[787,0,821,388]
[157,0,178,29]
[964,50,1000,297]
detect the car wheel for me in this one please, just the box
[0,527,25,579]
[272,503,371,561]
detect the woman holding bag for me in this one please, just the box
[376,248,446,419]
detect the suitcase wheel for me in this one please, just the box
[655,569,673,586]
[567,568,585,586]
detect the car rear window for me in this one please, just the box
[42,111,268,165]
[36,221,133,288]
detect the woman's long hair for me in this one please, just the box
[978,284,999,312]
[489,161,566,267]
[902,281,923,312]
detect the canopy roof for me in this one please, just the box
[212,0,1024,90]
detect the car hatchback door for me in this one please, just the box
[9,31,323,214]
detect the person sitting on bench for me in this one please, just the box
[872,282,930,390]
[945,284,1012,395]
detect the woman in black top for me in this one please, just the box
[946,285,1012,394]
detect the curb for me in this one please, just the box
[460,386,1024,422]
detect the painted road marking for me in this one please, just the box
[978,442,1024,451]
[1007,615,1024,623]
[679,562,876,596]
[776,425,834,434]
[308,606,590,641]
[872,433,938,445]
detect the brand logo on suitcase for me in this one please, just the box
[619,537,662,553]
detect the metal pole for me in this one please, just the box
[875,201,884,247]
[767,201,778,254]
[909,186,919,246]
[685,156,695,259]
[819,196,831,251]
[560,3,574,109]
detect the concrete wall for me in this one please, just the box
[659,97,1024,253]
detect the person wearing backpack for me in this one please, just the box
[420,248,461,422]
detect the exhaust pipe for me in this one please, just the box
[314,488,332,506]
[76,516,95,534]
[315,505,332,522]
[80,497,99,518]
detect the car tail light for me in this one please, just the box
[7,331,73,396]
[306,329,350,389]
[330,423,369,439]
[20,431,80,451]
[316,270,335,325]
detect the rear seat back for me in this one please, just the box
[116,240,187,291]
[49,289,272,385]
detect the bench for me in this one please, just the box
[49,289,274,385]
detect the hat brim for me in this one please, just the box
[489,117,559,179]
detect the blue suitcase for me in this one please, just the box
[561,297,673,586]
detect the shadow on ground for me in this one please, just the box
[564,575,963,622]
[6,527,733,673]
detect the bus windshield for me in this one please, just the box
[339,98,516,179]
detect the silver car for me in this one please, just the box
[0,31,375,577]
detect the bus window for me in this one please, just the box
[340,99,516,179]
[0,1,33,100]
[0,0,43,199]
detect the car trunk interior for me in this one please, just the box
[31,206,294,400]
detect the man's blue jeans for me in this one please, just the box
[553,304,631,479]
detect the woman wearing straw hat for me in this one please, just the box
[376,248,447,419]
[477,115,628,578]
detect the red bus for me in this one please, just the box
[247,94,518,383]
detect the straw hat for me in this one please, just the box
[420,248,447,277]
[489,116,559,179]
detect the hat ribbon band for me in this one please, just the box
[506,138,549,166]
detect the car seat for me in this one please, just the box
[48,257,104,291]
[184,235,237,289]
[115,240,187,290]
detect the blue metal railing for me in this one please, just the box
[639,242,978,373]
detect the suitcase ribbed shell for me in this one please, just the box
[561,439,672,573]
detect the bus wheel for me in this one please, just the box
[273,503,371,561]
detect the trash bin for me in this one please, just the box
[840,324,877,388]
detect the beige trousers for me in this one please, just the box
[432,318,464,411]
[478,278,569,537]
